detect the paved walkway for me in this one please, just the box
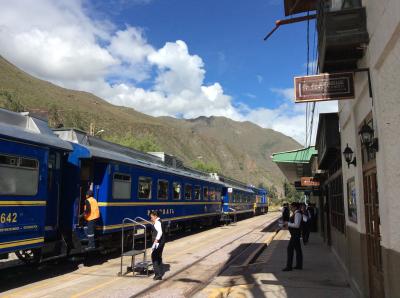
[196,230,355,298]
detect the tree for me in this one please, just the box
[283,180,303,203]
[0,90,25,112]
[192,160,220,173]
[105,133,161,152]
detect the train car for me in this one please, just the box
[209,174,256,220]
[252,187,268,215]
[55,129,224,251]
[0,109,72,262]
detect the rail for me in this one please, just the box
[228,208,238,224]
[119,218,151,277]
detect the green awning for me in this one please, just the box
[272,147,317,164]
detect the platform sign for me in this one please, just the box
[301,177,320,187]
[294,72,355,103]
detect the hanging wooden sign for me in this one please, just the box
[294,72,355,103]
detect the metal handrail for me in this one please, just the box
[120,218,147,276]
[134,216,153,225]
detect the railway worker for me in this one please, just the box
[282,202,303,271]
[81,190,100,250]
[150,210,166,280]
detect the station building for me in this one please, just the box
[273,0,400,297]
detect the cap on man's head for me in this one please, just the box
[86,190,94,197]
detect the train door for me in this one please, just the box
[44,151,62,236]
[78,159,93,226]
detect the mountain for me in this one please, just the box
[0,56,300,189]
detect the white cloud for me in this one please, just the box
[0,0,337,145]
[271,88,294,101]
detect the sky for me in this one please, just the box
[0,0,337,144]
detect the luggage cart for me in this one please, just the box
[118,218,152,277]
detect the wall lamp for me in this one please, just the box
[343,144,357,168]
[359,122,379,153]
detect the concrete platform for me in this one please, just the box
[196,230,355,298]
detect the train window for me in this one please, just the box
[215,190,221,202]
[20,158,38,169]
[113,173,131,199]
[138,176,152,199]
[203,187,208,200]
[173,182,181,200]
[157,180,169,200]
[209,188,215,201]
[184,184,192,200]
[0,154,39,196]
[194,186,201,200]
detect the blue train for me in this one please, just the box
[0,108,267,263]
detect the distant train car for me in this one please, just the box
[210,174,256,220]
[55,129,224,251]
[252,187,268,215]
[0,109,72,262]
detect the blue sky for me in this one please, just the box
[0,0,337,144]
[88,0,313,109]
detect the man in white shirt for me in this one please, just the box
[282,202,303,271]
[150,211,165,280]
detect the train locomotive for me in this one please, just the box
[0,108,267,263]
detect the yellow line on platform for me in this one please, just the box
[70,278,119,298]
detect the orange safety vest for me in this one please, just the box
[84,197,100,221]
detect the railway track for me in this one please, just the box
[0,213,280,298]
[134,214,280,298]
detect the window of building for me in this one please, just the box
[194,185,201,200]
[330,172,345,234]
[173,182,181,200]
[203,187,208,200]
[184,184,192,200]
[138,176,152,199]
[113,173,131,199]
[157,180,169,200]
[0,154,39,196]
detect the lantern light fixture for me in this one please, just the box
[343,143,357,168]
[359,122,379,152]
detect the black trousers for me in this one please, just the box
[302,222,310,244]
[286,232,303,269]
[151,243,165,277]
[86,219,96,248]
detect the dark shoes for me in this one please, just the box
[153,276,162,280]
[282,266,302,271]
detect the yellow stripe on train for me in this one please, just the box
[0,237,44,249]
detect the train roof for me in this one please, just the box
[0,108,73,151]
[54,129,224,185]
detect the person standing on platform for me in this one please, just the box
[150,211,166,280]
[282,202,303,271]
[282,202,290,222]
[301,203,310,245]
[81,190,100,250]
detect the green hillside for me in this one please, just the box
[0,56,300,189]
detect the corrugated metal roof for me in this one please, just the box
[54,129,224,185]
[0,108,73,151]
[271,146,317,164]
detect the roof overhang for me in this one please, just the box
[284,0,317,16]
